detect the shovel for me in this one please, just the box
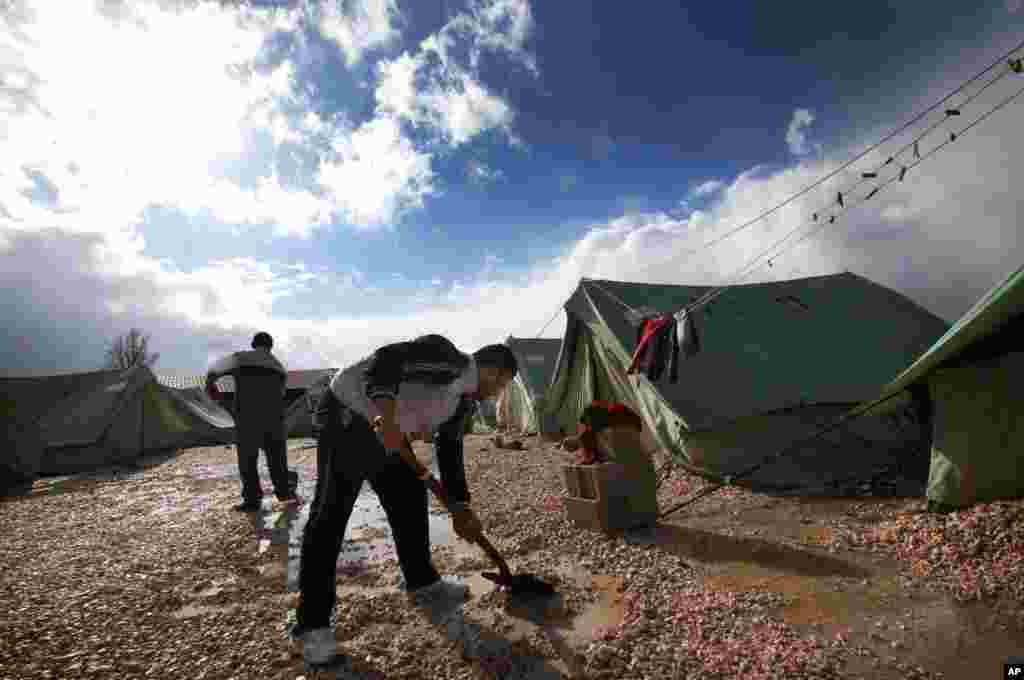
[386,430,555,598]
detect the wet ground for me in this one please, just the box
[648,494,1024,680]
[5,437,1024,680]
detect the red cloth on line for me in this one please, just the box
[627,316,673,375]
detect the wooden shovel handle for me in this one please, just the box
[390,437,513,579]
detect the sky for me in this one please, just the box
[1,0,1023,374]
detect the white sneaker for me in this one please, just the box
[409,577,470,607]
[300,627,337,666]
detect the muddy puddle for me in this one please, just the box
[700,550,1024,680]
[225,464,459,592]
[614,517,1024,680]
[223,456,639,663]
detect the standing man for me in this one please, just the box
[206,332,300,512]
[292,334,517,667]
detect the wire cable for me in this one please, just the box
[660,39,1024,271]
[692,77,1024,314]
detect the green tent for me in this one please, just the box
[543,273,950,493]
[496,337,562,434]
[1,366,235,481]
[856,263,1024,508]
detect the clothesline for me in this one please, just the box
[637,41,1024,282]
[584,70,1024,328]
[531,43,1024,342]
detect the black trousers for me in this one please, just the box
[236,416,292,503]
[296,392,439,630]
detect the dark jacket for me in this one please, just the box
[206,349,287,425]
[433,396,476,505]
[363,334,471,402]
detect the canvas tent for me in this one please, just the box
[856,263,1024,508]
[476,399,497,429]
[1,366,235,482]
[283,369,336,438]
[543,273,950,494]
[496,337,562,434]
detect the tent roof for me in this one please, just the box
[0,369,130,426]
[504,337,561,399]
[566,272,950,429]
[32,367,151,447]
[876,263,1024,399]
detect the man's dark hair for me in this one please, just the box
[472,344,518,375]
[252,332,273,349]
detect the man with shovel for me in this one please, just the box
[291,334,517,667]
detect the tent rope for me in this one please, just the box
[629,39,1024,290]
[658,387,914,520]
[549,46,1024,342]
[586,70,1024,327]
[684,62,1024,317]
[586,280,645,317]
[533,277,582,338]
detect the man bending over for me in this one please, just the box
[293,334,516,667]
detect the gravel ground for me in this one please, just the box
[2,435,1023,679]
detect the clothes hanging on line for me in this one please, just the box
[675,307,701,359]
[627,301,705,383]
[627,315,680,383]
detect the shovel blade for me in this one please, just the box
[481,571,556,597]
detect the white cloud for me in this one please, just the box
[374,0,536,147]
[375,50,513,146]
[317,0,401,67]
[6,3,1020,376]
[785,108,817,156]
[6,71,1022,370]
[691,180,725,198]
[423,76,512,145]
[318,115,435,229]
[449,0,537,74]
[0,0,448,241]
[373,52,420,120]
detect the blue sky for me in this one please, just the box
[1,0,1023,373]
